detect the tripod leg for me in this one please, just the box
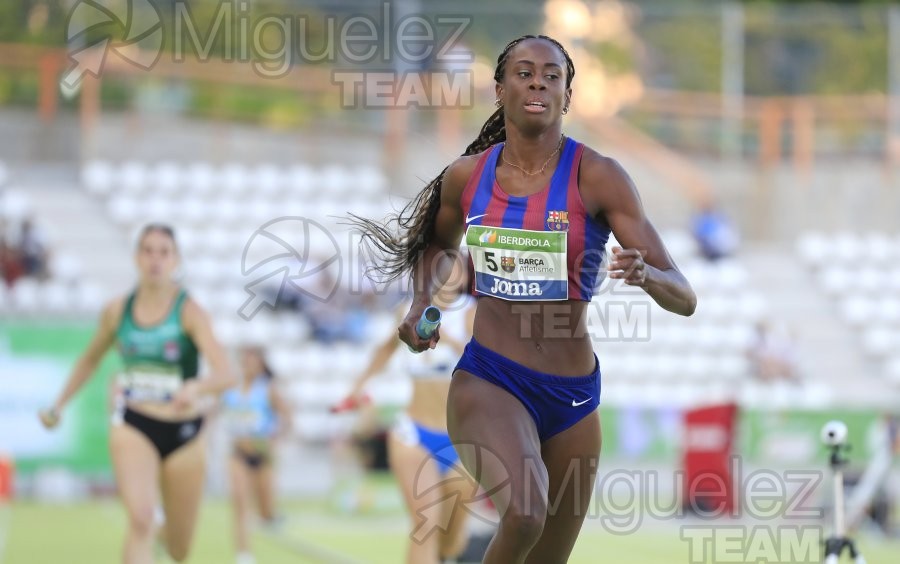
[823,537,843,557]
[846,539,865,564]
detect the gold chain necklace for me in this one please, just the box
[501,136,565,177]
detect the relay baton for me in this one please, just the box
[416,306,442,339]
[407,306,442,352]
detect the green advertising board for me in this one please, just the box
[0,322,121,476]
[0,322,886,476]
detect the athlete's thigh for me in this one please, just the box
[440,465,476,552]
[229,455,250,507]
[447,371,546,518]
[388,432,443,517]
[109,424,161,523]
[160,437,206,551]
[388,433,443,555]
[252,462,276,520]
[525,411,601,564]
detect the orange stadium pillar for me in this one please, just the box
[791,101,815,179]
[383,77,409,173]
[437,105,461,155]
[38,52,60,123]
[758,99,783,168]
[79,73,101,141]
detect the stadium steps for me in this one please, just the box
[741,246,885,406]
[19,166,132,296]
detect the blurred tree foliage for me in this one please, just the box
[0,0,67,45]
[631,0,890,95]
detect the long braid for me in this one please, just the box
[350,35,574,283]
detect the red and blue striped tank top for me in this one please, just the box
[461,137,611,302]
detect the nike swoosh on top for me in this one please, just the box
[571,397,592,407]
[465,213,487,224]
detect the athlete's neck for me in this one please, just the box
[501,125,564,172]
[136,282,178,306]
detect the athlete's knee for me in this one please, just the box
[126,504,156,538]
[438,530,469,559]
[166,541,191,562]
[500,504,546,546]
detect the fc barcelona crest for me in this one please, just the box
[546,210,570,231]
[501,256,516,273]
[163,341,181,362]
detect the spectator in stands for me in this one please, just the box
[17,218,48,278]
[0,233,25,287]
[748,321,799,381]
[691,201,739,261]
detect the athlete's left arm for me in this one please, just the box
[179,299,238,404]
[580,150,697,316]
[269,383,293,436]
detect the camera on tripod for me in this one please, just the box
[822,420,848,448]
[820,420,866,564]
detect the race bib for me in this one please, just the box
[465,225,568,301]
[227,409,263,437]
[119,367,181,402]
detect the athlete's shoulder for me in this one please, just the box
[577,145,640,214]
[443,151,489,192]
[101,295,128,329]
[180,293,209,326]
[577,145,628,183]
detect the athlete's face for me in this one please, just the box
[241,349,265,380]
[496,39,572,132]
[136,230,178,284]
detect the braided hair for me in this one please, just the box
[351,35,575,282]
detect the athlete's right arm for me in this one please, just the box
[342,307,404,404]
[39,299,122,429]
[346,332,402,400]
[400,155,478,352]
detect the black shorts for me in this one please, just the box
[123,408,203,460]
[234,447,270,470]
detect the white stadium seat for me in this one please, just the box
[796,231,829,267]
[221,163,250,197]
[841,295,876,326]
[354,165,387,198]
[73,282,104,314]
[49,253,83,283]
[254,164,285,197]
[0,188,31,222]
[12,278,41,313]
[886,356,900,383]
[185,162,216,197]
[82,160,115,197]
[820,266,853,296]
[144,196,173,223]
[107,195,140,226]
[319,164,352,194]
[286,164,315,196]
[119,161,149,195]
[152,161,182,195]
[862,327,896,357]
[41,281,72,314]
[879,297,900,325]
[832,231,861,263]
[857,267,880,294]
[211,197,240,225]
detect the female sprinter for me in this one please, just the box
[337,257,476,564]
[38,224,235,564]
[354,35,696,563]
[221,346,292,564]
